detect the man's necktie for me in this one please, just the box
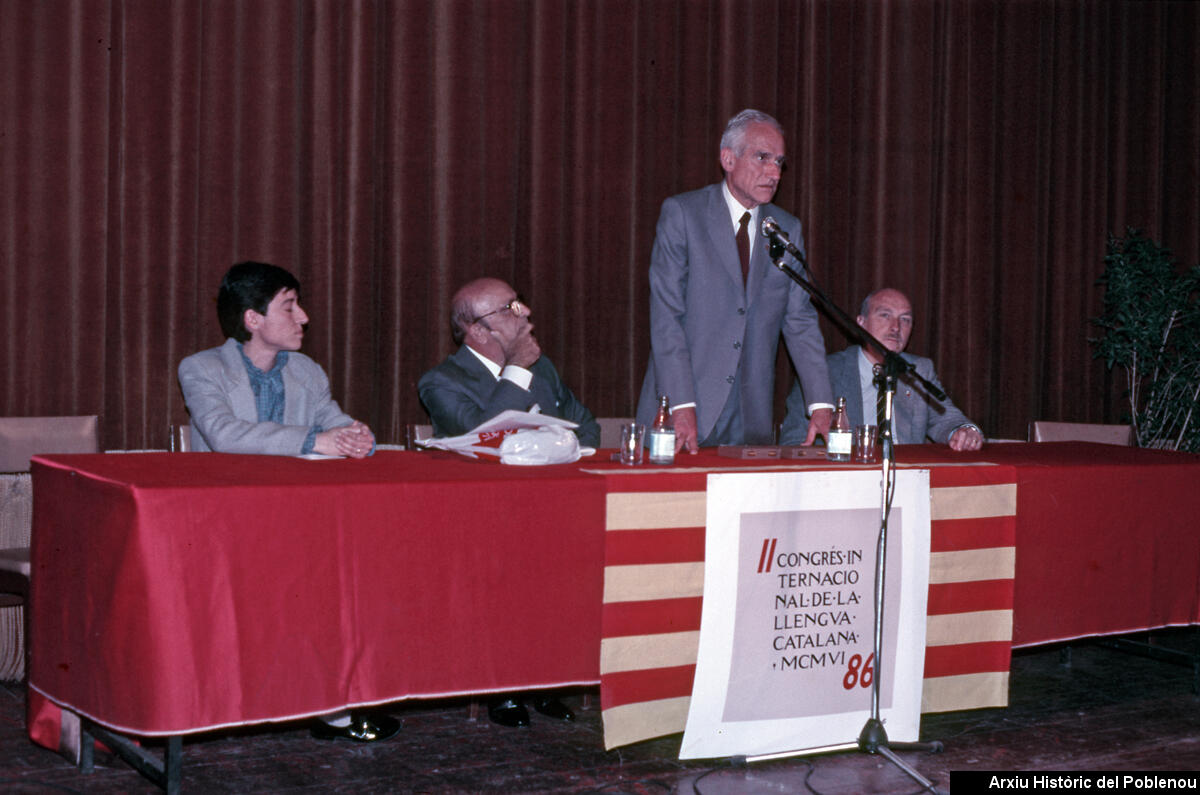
[736,211,751,284]
[874,365,888,433]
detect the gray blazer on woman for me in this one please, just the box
[178,337,355,454]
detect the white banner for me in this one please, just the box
[680,469,931,759]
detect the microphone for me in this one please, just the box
[761,216,805,261]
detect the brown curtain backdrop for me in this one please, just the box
[2,0,1197,449]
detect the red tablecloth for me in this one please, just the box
[873,443,1200,645]
[964,443,1200,645]
[26,443,1200,750]
[29,451,606,737]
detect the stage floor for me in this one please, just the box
[3,629,1200,793]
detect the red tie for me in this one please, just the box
[736,211,750,284]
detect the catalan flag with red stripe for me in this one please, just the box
[595,460,1017,750]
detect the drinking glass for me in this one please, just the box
[853,424,879,463]
[619,422,645,465]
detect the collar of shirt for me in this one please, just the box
[721,181,759,246]
[238,344,289,378]
[465,344,533,390]
[466,344,503,378]
[237,343,289,424]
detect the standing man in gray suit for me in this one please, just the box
[178,261,397,742]
[636,109,833,452]
[778,288,984,450]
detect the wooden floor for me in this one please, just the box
[2,630,1199,793]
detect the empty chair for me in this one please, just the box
[409,423,433,447]
[0,416,100,681]
[1029,421,1134,446]
[381,424,436,451]
[597,417,635,449]
[170,424,193,452]
[0,477,33,680]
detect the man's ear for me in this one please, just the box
[719,148,735,173]
[244,308,262,333]
[856,315,867,329]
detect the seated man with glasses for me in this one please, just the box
[418,276,600,448]
[417,277,599,729]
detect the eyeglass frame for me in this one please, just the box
[470,296,527,325]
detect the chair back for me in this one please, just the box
[170,424,193,452]
[0,416,96,682]
[1029,421,1134,446]
[597,417,635,449]
[0,416,99,473]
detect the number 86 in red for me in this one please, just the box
[843,653,875,689]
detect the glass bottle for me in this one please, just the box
[647,395,676,465]
[826,396,852,462]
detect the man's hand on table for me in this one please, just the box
[802,408,833,446]
[949,426,984,451]
[673,406,700,455]
[314,421,375,458]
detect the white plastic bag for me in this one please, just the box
[499,425,592,466]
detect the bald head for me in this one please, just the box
[450,277,511,344]
[448,277,539,368]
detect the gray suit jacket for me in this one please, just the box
[418,346,601,448]
[778,346,977,445]
[178,337,356,454]
[636,182,832,444]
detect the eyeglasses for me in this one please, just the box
[471,297,527,324]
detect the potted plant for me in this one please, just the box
[1091,229,1200,451]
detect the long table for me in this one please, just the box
[986,443,1200,646]
[27,444,1200,754]
[29,451,607,738]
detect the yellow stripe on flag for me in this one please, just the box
[600,631,700,675]
[926,610,1014,647]
[601,697,691,750]
[922,671,1010,713]
[603,562,705,603]
[931,483,1017,520]
[606,491,706,530]
[929,547,1015,584]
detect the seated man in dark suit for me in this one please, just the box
[418,277,600,448]
[779,287,984,450]
[179,261,398,743]
[418,277,598,727]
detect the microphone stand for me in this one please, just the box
[744,237,944,794]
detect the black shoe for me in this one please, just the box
[487,698,531,728]
[533,697,575,722]
[311,713,401,742]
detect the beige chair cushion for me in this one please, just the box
[597,417,636,449]
[0,416,100,472]
[1029,421,1134,445]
